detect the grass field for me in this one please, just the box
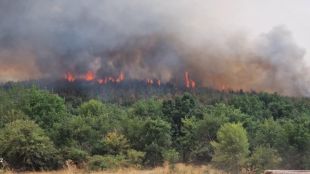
[3,163,226,174]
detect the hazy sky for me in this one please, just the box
[176,0,310,62]
[0,0,309,92]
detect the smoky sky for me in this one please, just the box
[0,0,309,96]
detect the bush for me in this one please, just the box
[126,149,145,167]
[249,146,282,174]
[62,147,89,166]
[0,120,61,170]
[79,99,105,117]
[163,149,180,164]
[0,109,28,128]
[102,131,130,155]
[87,155,127,170]
[163,149,180,170]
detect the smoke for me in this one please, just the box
[0,0,309,96]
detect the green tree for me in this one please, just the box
[282,116,310,169]
[130,98,163,119]
[51,116,98,152]
[140,119,172,166]
[229,94,270,120]
[0,109,28,128]
[79,99,105,117]
[19,88,66,130]
[178,117,200,162]
[252,119,287,152]
[0,120,60,170]
[186,104,250,163]
[249,146,282,174]
[101,131,130,155]
[211,123,249,174]
[162,93,202,138]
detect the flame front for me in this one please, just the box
[65,71,126,84]
[64,71,196,88]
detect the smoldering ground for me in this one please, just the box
[0,0,309,96]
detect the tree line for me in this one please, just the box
[0,86,309,173]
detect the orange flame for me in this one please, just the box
[65,72,75,82]
[190,80,196,88]
[85,71,95,81]
[64,71,196,88]
[146,78,161,87]
[184,71,190,88]
[184,71,196,88]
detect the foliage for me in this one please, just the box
[163,149,180,164]
[126,149,145,167]
[18,88,67,130]
[248,146,282,174]
[229,94,270,120]
[87,155,127,170]
[0,120,61,170]
[140,119,172,166]
[1,86,310,171]
[211,123,249,174]
[0,109,28,128]
[163,93,202,138]
[281,116,310,169]
[79,99,106,117]
[252,119,287,152]
[130,98,163,119]
[61,147,89,166]
[101,131,130,155]
[178,117,200,162]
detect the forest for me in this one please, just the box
[0,86,309,174]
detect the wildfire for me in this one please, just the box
[184,71,196,88]
[65,71,125,84]
[65,72,75,82]
[84,71,95,81]
[64,71,196,89]
[146,79,161,86]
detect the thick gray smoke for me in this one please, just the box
[0,0,309,96]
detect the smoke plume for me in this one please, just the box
[0,0,309,96]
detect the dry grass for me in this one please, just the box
[4,163,227,174]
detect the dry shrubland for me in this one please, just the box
[3,163,226,174]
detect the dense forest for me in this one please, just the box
[0,85,309,174]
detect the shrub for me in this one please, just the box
[102,131,130,155]
[249,146,282,174]
[87,155,127,170]
[126,149,145,167]
[163,149,180,170]
[163,149,180,164]
[62,147,89,166]
[0,120,61,170]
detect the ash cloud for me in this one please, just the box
[0,0,309,96]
